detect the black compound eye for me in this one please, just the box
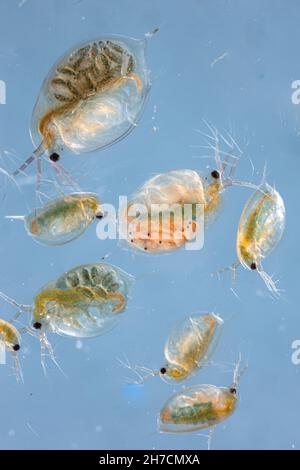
[250,262,257,270]
[230,387,237,395]
[211,170,220,179]
[33,322,42,330]
[160,367,167,375]
[13,344,20,352]
[49,152,60,162]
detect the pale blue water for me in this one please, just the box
[0,0,298,450]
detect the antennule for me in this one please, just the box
[13,142,45,177]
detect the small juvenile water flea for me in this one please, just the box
[6,192,103,245]
[0,319,23,382]
[121,313,223,383]
[158,356,245,433]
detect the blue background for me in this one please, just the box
[0,0,298,450]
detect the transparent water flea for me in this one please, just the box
[121,313,223,384]
[12,31,157,185]
[219,181,285,297]
[158,356,245,433]
[125,169,202,253]
[6,192,104,246]
[123,123,259,253]
[0,319,23,382]
[0,263,134,374]
[236,182,285,296]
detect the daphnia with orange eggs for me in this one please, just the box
[121,124,259,253]
[123,169,204,253]
[0,263,134,374]
[6,192,104,246]
[158,356,245,434]
[120,313,223,384]
[10,31,157,187]
[0,319,23,382]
